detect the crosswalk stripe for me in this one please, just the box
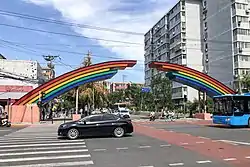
[0,149,89,156]
[0,137,57,140]
[0,139,85,145]
[0,142,85,148]
[0,154,91,163]
[1,125,94,166]
[5,161,94,167]
[0,145,87,152]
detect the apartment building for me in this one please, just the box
[203,0,250,92]
[144,0,203,104]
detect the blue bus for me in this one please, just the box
[212,93,250,127]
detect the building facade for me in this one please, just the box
[203,0,250,92]
[144,0,203,104]
[0,59,47,106]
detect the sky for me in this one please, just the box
[0,0,177,83]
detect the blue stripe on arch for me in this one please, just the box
[41,73,116,103]
[174,76,222,97]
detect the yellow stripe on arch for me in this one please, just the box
[178,71,227,94]
[27,68,111,104]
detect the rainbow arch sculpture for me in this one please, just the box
[14,60,137,105]
[149,62,236,97]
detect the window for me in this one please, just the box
[103,114,118,121]
[88,115,102,122]
[182,12,185,16]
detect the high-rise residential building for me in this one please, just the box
[144,0,203,105]
[203,0,250,92]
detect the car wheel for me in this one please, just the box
[113,127,125,138]
[67,128,79,140]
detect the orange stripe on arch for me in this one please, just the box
[19,64,128,105]
[162,65,230,94]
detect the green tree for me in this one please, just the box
[240,74,250,92]
[151,75,173,111]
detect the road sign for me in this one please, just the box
[141,87,151,93]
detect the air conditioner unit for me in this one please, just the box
[239,47,242,52]
[206,58,209,62]
[204,38,207,41]
[238,20,241,26]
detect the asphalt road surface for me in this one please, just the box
[0,126,27,137]
[0,123,237,167]
[143,123,250,146]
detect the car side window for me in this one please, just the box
[89,115,102,122]
[103,114,118,121]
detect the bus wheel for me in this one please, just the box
[248,119,250,128]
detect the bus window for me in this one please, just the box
[233,100,244,116]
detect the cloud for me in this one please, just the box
[23,0,177,61]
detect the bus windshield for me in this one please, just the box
[213,97,233,116]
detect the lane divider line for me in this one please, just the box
[223,158,237,161]
[168,162,184,166]
[196,160,212,164]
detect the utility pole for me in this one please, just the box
[43,55,60,80]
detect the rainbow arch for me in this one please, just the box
[149,62,235,97]
[14,60,137,105]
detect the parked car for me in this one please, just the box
[58,113,133,140]
[113,109,130,118]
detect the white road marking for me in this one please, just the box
[160,144,171,147]
[0,129,11,132]
[0,137,58,141]
[0,136,57,140]
[169,130,174,132]
[116,147,128,150]
[0,142,85,148]
[0,149,88,156]
[168,163,184,166]
[218,140,250,146]
[139,146,151,148]
[196,160,212,164]
[223,158,237,161]
[198,136,210,140]
[245,156,250,159]
[93,148,107,151]
[0,154,91,163]
[0,139,85,145]
[6,161,94,167]
[139,166,154,167]
[0,145,87,152]
[180,143,189,145]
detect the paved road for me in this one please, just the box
[0,126,27,137]
[143,123,250,146]
[86,133,230,167]
[0,125,93,167]
[1,122,248,167]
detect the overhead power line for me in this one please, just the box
[0,23,143,45]
[0,9,144,36]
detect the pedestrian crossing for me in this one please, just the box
[0,125,94,167]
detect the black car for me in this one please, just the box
[58,113,133,140]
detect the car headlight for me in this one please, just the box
[226,118,230,122]
[61,124,68,128]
